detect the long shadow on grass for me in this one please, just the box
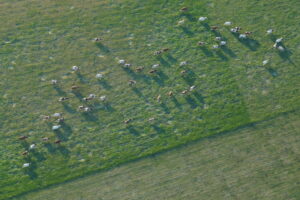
[231,33,260,51]
[31,150,46,162]
[126,125,139,136]
[220,46,237,58]
[53,86,67,96]
[122,67,151,84]
[61,102,77,114]
[179,26,194,36]
[181,70,197,85]
[97,80,113,90]
[193,91,205,105]
[53,129,69,141]
[184,95,198,109]
[156,56,171,67]
[93,102,115,112]
[76,73,88,83]
[72,91,84,100]
[266,68,278,77]
[23,156,38,179]
[199,46,213,57]
[81,112,99,122]
[166,54,177,63]
[95,43,110,53]
[152,71,168,86]
[131,87,147,101]
[201,22,211,31]
[44,143,56,154]
[170,96,182,109]
[215,50,228,61]
[180,13,197,22]
[151,124,166,134]
[159,102,171,114]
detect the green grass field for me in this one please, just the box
[15,111,300,200]
[1,0,299,199]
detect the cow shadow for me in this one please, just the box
[127,125,140,136]
[199,46,213,57]
[95,43,110,53]
[97,80,113,90]
[184,95,198,109]
[151,124,166,134]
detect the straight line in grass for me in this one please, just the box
[9,106,300,200]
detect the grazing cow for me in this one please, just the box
[277,46,285,51]
[42,137,50,141]
[118,59,125,64]
[22,151,28,156]
[167,91,173,97]
[198,17,207,21]
[93,37,103,42]
[84,107,92,112]
[72,66,79,71]
[52,113,62,118]
[54,140,61,144]
[212,45,219,49]
[198,41,206,46]
[189,85,196,91]
[156,95,161,102]
[71,85,79,90]
[181,70,187,74]
[149,69,157,74]
[51,80,58,85]
[83,97,90,101]
[29,144,36,150]
[18,136,28,140]
[100,95,107,101]
[224,21,232,26]
[180,7,188,12]
[230,28,238,33]
[154,50,162,55]
[23,163,30,168]
[181,90,188,94]
[124,63,131,68]
[215,37,222,41]
[129,80,137,86]
[148,117,155,122]
[41,115,51,121]
[276,38,283,43]
[245,31,253,35]
[78,105,85,110]
[135,66,144,72]
[239,34,247,39]
[211,26,218,31]
[89,94,96,99]
[96,73,103,79]
[56,117,64,123]
[178,19,185,25]
[162,48,170,52]
[52,125,61,131]
[220,41,227,46]
[152,64,160,69]
[124,119,132,124]
[262,60,269,66]
[180,61,187,66]
[58,97,69,102]
[266,29,273,34]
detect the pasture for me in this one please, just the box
[0,0,299,199]
[16,111,300,200]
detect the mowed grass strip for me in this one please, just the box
[0,0,299,199]
[15,111,300,200]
